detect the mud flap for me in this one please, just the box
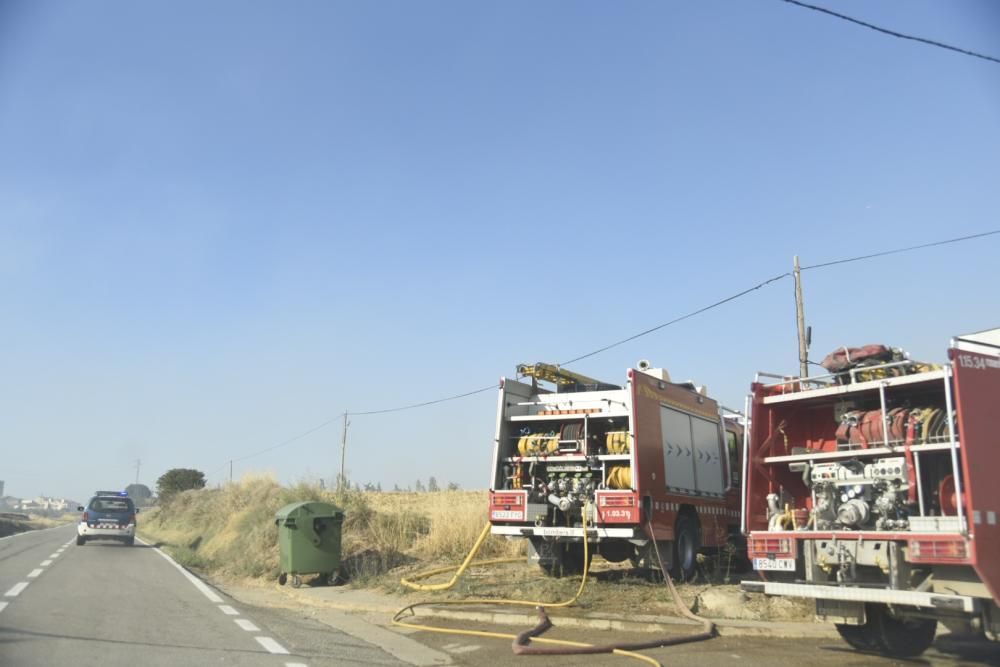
[817,598,865,624]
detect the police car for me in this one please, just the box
[76,491,138,546]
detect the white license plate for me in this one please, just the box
[491,510,524,521]
[753,557,795,571]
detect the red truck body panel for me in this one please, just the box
[952,347,1000,601]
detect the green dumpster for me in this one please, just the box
[274,501,344,587]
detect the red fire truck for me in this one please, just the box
[489,362,743,579]
[742,329,1000,657]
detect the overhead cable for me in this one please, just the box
[347,385,497,416]
[228,415,343,466]
[210,227,999,474]
[558,272,792,366]
[781,0,1000,65]
[801,230,1000,271]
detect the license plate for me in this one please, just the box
[490,510,524,521]
[753,557,795,571]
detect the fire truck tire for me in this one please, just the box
[672,514,700,581]
[871,604,937,657]
[563,543,593,575]
[598,541,633,563]
[533,540,592,578]
[834,621,881,653]
[835,604,937,657]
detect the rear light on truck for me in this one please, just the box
[908,538,969,563]
[492,494,523,506]
[594,493,638,522]
[748,535,795,558]
[490,491,527,522]
[82,511,89,522]
[598,495,635,507]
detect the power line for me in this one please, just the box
[801,229,1000,271]
[347,385,496,416]
[780,0,1000,65]
[209,227,999,473]
[225,415,343,470]
[559,272,792,366]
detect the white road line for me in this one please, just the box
[5,582,29,597]
[134,538,293,658]
[139,538,224,603]
[255,637,289,655]
[40,560,53,567]
[285,663,308,667]
[234,618,260,632]
[27,569,43,579]
[218,605,239,616]
[0,602,7,613]
[49,553,60,559]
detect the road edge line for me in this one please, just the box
[137,537,224,603]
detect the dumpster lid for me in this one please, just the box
[275,501,344,521]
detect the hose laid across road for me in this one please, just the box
[393,506,717,666]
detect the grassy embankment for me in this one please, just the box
[139,475,521,586]
[135,476,806,619]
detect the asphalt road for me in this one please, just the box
[0,523,406,666]
[6,524,1000,666]
[406,617,1000,666]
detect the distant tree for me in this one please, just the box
[156,468,206,504]
[363,482,376,492]
[125,483,153,505]
[427,476,439,492]
[393,484,401,493]
[447,482,460,491]
[376,482,383,492]
[415,479,426,492]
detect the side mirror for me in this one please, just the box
[77,506,84,512]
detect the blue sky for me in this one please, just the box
[1,1,998,502]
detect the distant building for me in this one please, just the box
[15,497,73,512]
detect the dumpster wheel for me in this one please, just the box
[393,505,716,666]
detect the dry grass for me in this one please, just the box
[138,476,522,585]
[135,478,802,620]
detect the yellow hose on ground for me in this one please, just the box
[393,504,661,666]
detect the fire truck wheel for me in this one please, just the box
[532,538,567,578]
[834,621,881,653]
[872,605,937,657]
[598,541,633,563]
[563,543,593,575]
[672,515,700,581]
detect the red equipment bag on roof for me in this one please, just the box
[820,344,893,373]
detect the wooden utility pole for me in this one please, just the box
[134,459,141,485]
[794,255,809,378]
[229,460,233,484]
[339,412,350,491]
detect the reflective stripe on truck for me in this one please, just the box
[741,580,980,613]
